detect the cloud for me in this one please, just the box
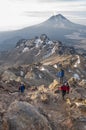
[38,0,84,2]
[24,11,53,17]
[0,0,86,31]
[24,10,86,17]
[38,0,57,2]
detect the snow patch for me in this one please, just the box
[44,46,56,58]
[53,64,58,69]
[74,55,80,68]
[68,69,72,72]
[46,40,53,45]
[34,38,43,48]
[40,67,46,71]
[22,47,29,53]
[40,66,49,72]
[39,74,42,78]
[20,71,24,77]
[52,46,56,54]
[73,73,80,80]
[43,52,52,59]
[77,55,80,64]
[35,50,41,56]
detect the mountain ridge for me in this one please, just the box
[0,34,86,130]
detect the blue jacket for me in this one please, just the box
[19,85,25,93]
[57,70,64,78]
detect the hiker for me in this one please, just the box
[19,83,25,93]
[66,82,70,94]
[57,68,64,83]
[60,82,70,100]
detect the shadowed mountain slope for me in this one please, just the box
[0,14,86,51]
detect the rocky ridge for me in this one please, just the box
[0,35,86,130]
[0,79,86,130]
[0,34,76,65]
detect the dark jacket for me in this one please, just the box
[19,85,25,93]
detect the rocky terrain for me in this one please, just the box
[0,35,86,130]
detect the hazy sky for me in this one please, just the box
[0,0,86,31]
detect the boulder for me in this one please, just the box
[25,72,33,79]
[38,85,47,92]
[79,79,86,88]
[3,101,52,130]
[1,71,17,82]
[15,76,23,82]
[72,117,86,130]
[40,94,49,103]
[79,105,86,113]
[49,79,59,90]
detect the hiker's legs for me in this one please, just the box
[60,77,63,84]
[59,78,61,84]
[62,91,66,100]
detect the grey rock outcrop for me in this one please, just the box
[1,70,17,82]
[3,101,52,130]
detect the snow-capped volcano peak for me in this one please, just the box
[48,14,69,22]
[45,14,73,28]
[54,14,67,20]
[44,14,73,28]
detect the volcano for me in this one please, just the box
[0,14,86,51]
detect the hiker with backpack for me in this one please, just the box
[57,68,64,84]
[19,83,25,93]
[60,82,70,100]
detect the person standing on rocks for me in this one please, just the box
[60,82,70,100]
[57,68,64,84]
[19,83,25,93]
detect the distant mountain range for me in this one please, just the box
[0,14,86,51]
